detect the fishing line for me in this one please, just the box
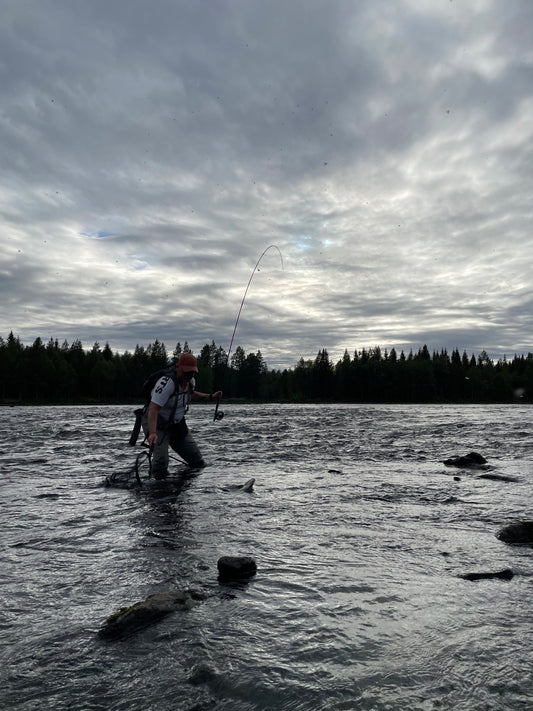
[226,244,284,365]
[214,244,284,422]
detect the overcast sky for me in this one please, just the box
[2,0,532,370]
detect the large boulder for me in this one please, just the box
[98,589,205,639]
[496,521,533,545]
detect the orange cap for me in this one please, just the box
[178,352,198,372]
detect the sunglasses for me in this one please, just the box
[182,370,196,379]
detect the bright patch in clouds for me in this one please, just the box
[80,230,116,240]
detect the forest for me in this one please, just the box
[1,331,532,405]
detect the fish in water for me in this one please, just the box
[221,478,255,493]
[236,477,255,492]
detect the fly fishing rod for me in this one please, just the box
[214,244,284,422]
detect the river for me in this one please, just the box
[1,403,532,710]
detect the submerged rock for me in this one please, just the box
[217,556,257,581]
[497,521,533,545]
[459,568,514,582]
[444,452,488,468]
[98,589,205,639]
[476,472,519,482]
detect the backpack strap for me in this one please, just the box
[166,380,180,426]
[165,377,194,427]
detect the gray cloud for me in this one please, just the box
[1,0,532,370]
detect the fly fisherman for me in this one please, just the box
[142,353,222,478]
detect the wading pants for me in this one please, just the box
[141,416,205,478]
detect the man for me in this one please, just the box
[142,352,222,478]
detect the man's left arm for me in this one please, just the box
[192,389,223,402]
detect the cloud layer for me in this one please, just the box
[2,0,532,369]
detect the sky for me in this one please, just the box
[1,0,532,370]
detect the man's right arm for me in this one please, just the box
[147,402,161,445]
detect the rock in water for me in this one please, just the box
[497,521,533,545]
[217,556,257,581]
[459,568,514,581]
[98,589,204,639]
[444,452,488,468]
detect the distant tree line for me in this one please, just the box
[1,332,532,405]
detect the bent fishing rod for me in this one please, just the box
[213,244,284,422]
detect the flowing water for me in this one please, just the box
[1,403,532,711]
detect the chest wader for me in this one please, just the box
[139,393,179,479]
[165,389,205,470]
[140,384,203,477]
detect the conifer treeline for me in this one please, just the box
[1,332,532,404]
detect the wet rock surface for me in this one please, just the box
[98,589,206,639]
[444,452,488,468]
[217,555,257,581]
[497,521,533,546]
